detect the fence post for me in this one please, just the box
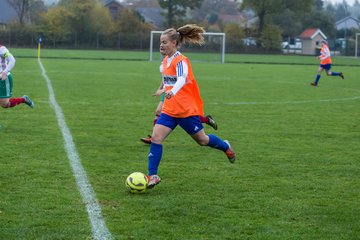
[8,31,11,47]
[118,32,121,49]
[75,32,77,48]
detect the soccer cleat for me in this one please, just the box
[22,95,35,108]
[147,175,161,189]
[206,115,218,130]
[140,135,152,144]
[224,140,236,163]
[339,72,344,79]
[310,82,317,87]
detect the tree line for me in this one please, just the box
[1,0,359,54]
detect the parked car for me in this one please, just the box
[282,38,302,49]
[243,37,256,46]
[335,38,346,49]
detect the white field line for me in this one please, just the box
[214,95,360,105]
[38,59,112,240]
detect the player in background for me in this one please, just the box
[311,40,344,86]
[0,44,34,109]
[141,71,218,144]
[146,24,236,188]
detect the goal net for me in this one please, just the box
[149,31,226,63]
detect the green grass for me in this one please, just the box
[12,47,360,66]
[0,50,359,239]
[226,53,360,66]
[12,48,150,61]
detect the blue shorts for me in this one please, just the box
[156,113,204,135]
[320,64,331,70]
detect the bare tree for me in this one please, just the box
[158,0,203,27]
[6,0,30,24]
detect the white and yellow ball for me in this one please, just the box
[125,172,148,193]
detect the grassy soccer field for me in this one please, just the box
[0,49,359,239]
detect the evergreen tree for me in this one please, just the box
[158,0,203,27]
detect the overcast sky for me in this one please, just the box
[43,0,358,7]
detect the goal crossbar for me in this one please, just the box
[149,31,226,63]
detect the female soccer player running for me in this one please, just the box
[311,40,344,86]
[140,95,218,144]
[146,24,236,188]
[141,61,218,144]
[0,44,34,108]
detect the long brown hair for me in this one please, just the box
[162,24,205,48]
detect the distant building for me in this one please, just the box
[102,0,124,19]
[0,0,17,30]
[101,0,164,28]
[135,7,164,29]
[299,28,327,55]
[335,16,360,30]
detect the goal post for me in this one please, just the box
[149,31,226,63]
[355,33,360,58]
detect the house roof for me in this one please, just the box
[335,16,360,25]
[299,28,327,40]
[101,0,124,19]
[335,16,360,30]
[101,0,122,6]
[0,1,17,24]
[136,7,164,29]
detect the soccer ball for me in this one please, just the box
[125,172,148,193]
